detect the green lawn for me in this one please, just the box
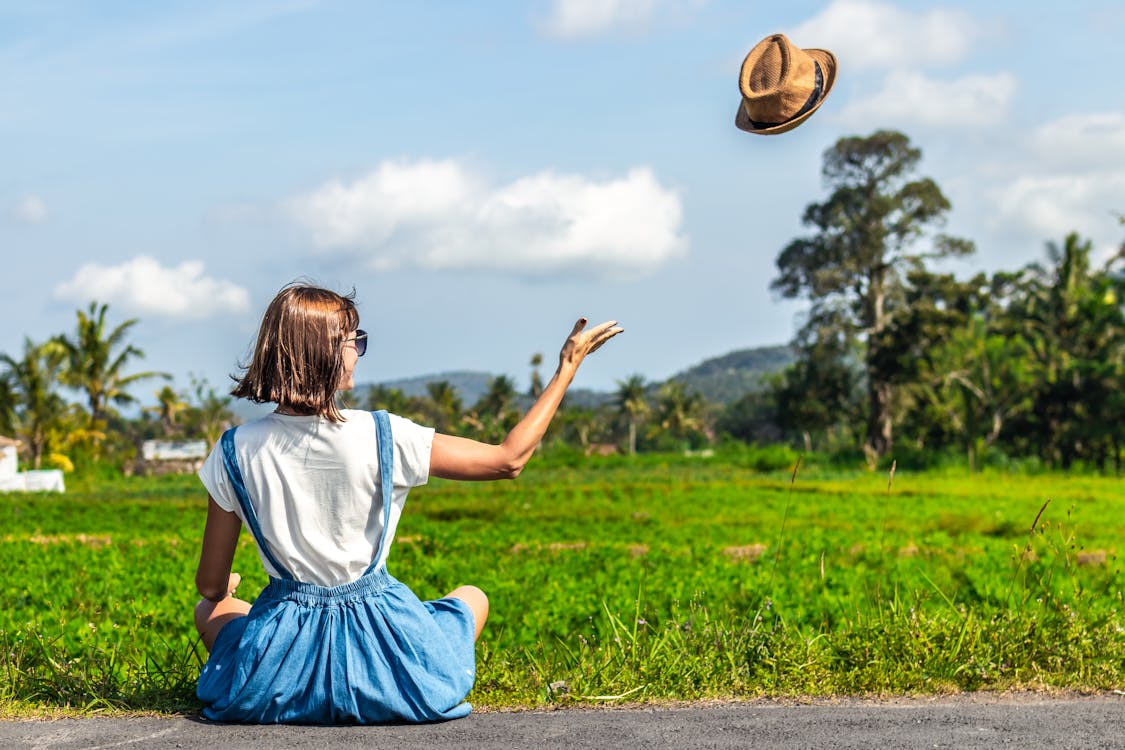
[2,453,1123,716]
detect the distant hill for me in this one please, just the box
[356,370,613,411]
[666,345,794,404]
[352,345,794,410]
[368,370,496,406]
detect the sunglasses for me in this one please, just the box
[347,329,368,357]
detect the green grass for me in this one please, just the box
[2,453,1124,716]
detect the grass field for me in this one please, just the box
[2,451,1124,716]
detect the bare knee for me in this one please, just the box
[194,595,251,652]
[447,585,489,640]
[194,597,215,635]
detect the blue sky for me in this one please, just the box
[3,1,1123,404]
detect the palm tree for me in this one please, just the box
[615,374,650,456]
[56,301,169,425]
[0,338,70,468]
[528,353,544,398]
[654,381,705,445]
[1011,234,1125,467]
[471,375,520,442]
[182,377,237,447]
[148,385,190,437]
[425,381,463,433]
[365,385,410,414]
[477,375,517,419]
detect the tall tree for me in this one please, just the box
[772,130,972,458]
[55,302,168,425]
[0,339,70,468]
[614,374,650,456]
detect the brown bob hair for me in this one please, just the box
[232,283,360,422]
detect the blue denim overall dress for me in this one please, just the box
[197,410,476,724]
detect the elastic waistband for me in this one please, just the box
[262,567,396,605]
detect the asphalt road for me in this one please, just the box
[3,693,1123,749]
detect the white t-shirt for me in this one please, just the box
[198,409,434,587]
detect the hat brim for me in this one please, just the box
[735,48,837,135]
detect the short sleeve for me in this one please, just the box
[387,413,434,489]
[198,437,237,513]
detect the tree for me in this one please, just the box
[471,375,520,442]
[0,338,70,468]
[772,326,863,453]
[148,385,190,437]
[1006,234,1125,468]
[886,271,1033,467]
[558,406,599,450]
[55,301,168,425]
[476,375,517,418]
[652,381,706,447]
[365,385,411,414]
[528,353,544,398]
[423,380,463,434]
[614,374,650,455]
[717,386,783,445]
[0,369,15,437]
[181,377,237,447]
[772,130,972,458]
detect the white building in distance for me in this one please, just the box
[0,436,66,493]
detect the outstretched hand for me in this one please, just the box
[559,318,624,371]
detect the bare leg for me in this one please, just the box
[445,585,488,641]
[194,573,251,651]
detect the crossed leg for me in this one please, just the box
[194,573,251,651]
[195,575,486,648]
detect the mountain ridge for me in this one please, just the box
[358,344,794,407]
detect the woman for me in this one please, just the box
[193,283,621,723]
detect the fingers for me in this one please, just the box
[585,319,619,336]
[563,318,622,363]
[227,572,242,595]
[576,320,623,353]
[587,326,623,354]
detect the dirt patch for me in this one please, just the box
[722,543,768,562]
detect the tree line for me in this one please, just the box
[3,129,1123,475]
[0,302,235,473]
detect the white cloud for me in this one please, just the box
[789,0,979,71]
[540,0,703,39]
[288,159,687,279]
[982,112,1125,261]
[14,194,48,224]
[53,257,251,319]
[1028,112,1125,171]
[837,70,1016,129]
[990,173,1125,244]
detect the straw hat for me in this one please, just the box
[735,33,837,135]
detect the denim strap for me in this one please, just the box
[364,410,395,575]
[219,427,295,581]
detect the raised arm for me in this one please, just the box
[429,317,622,481]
